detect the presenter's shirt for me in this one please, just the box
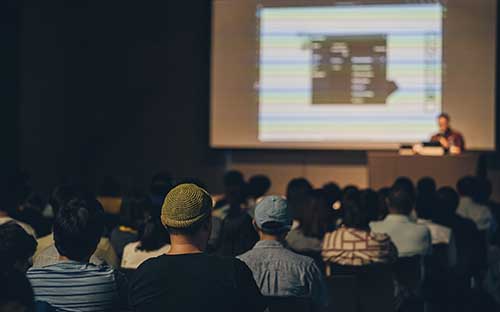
[431,128,465,151]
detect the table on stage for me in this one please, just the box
[368,151,480,189]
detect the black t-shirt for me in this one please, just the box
[129,253,265,312]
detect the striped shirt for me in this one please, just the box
[322,226,398,266]
[27,261,127,312]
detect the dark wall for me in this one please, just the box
[14,1,500,196]
[18,1,225,194]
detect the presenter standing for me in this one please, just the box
[431,113,465,154]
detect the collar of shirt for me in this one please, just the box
[253,240,285,249]
[384,214,412,223]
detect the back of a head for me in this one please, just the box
[120,190,151,229]
[436,187,460,216]
[301,189,333,239]
[393,177,415,201]
[359,189,379,223]
[150,172,173,198]
[223,170,245,189]
[161,183,213,237]
[53,197,105,261]
[416,177,437,220]
[247,175,272,199]
[49,184,82,217]
[387,187,413,216]
[322,182,342,207]
[286,178,313,220]
[474,177,492,204]
[0,222,37,272]
[138,217,170,252]
[342,185,360,202]
[222,171,246,207]
[456,176,477,198]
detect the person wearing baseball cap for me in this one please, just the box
[238,195,328,310]
[129,183,265,312]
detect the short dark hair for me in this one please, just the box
[343,189,378,229]
[49,184,82,216]
[223,170,245,188]
[247,175,271,199]
[393,177,416,202]
[119,190,151,229]
[388,188,414,215]
[166,216,210,237]
[0,222,37,271]
[456,176,477,197]
[437,187,460,214]
[286,178,313,221]
[53,197,104,261]
[438,113,450,121]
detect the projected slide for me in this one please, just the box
[258,4,443,142]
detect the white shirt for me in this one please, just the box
[0,216,37,237]
[457,197,493,231]
[121,241,171,269]
[418,218,457,267]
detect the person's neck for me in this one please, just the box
[167,235,206,255]
[259,232,283,242]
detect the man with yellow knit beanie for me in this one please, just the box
[129,183,265,312]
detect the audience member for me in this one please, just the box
[110,190,151,259]
[129,183,265,312]
[415,177,457,267]
[0,270,35,312]
[33,186,119,268]
[322,190,398,267]
[434,187,484,283]
[213,170,247,220]
[0,222,37,272]
[377,187,391,220]
[286,177,313,227]
[27,197,128,311]
[121,216,171,270]
[370,187,431,257]
[246,174,272,217]
[238,195,328,310]
[286,189,333,254]
[149,171,173,210]
[456,176,494,231]
[15,192,52,238]
[0,193,36,238]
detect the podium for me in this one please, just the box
[368,151,480,190]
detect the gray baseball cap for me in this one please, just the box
[254,195,292,233]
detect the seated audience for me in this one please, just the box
[377,187,391,220]
[0,270,35,312]
[456,176,494,231]
[0,196,36,238]
[15,192,52,238]
[129,183,265,312]
[434,187,484,286]
[121,216,171,269]
[415,177,457,267]
[149,171,173,210]
[213,170,247,219]
[238,195,328,310]
[322,190,398,267]
[215,204,258,257]
[287,189,334,254]
[370,187,432,257]
[33,185,118,268]
[246,174,272,217]
[286,177,313,229]
[110,190,151,259]
[0,222,37,272]
[27,197,128,311]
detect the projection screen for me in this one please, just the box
[211,0,496,150]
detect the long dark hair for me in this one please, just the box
[301,189,334,239]
[119,190,151,230]
[137,217,170,252]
